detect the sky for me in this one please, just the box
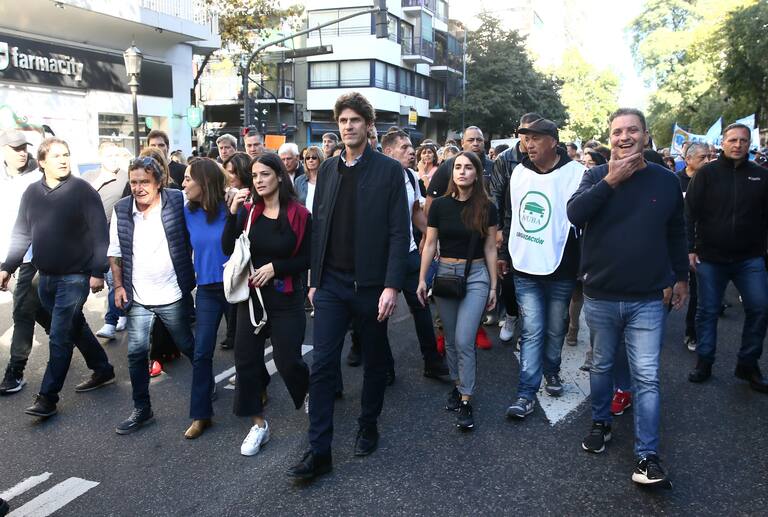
[450,0,649,109]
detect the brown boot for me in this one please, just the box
[184,419,212,439]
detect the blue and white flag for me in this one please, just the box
[705,117,722,144]
[735,114,755,129]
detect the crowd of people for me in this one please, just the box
[1,91,767,492]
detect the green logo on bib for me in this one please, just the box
[519,191,551,233]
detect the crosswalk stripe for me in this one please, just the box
[0,473,52,501]
[7,477,99,517]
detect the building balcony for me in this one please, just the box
[401,0,437,16]
[401,38,434,64]
[255,80,296,104]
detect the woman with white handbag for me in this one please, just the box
[222,153,312,457]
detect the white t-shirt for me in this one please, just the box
[305,182,316,214]
[404,168,424,252]
[108,201,182,306]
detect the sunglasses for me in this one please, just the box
[130,157,161,174]
[305,156,319,160]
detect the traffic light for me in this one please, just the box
[375,0,388,39]
[281,123,288,134]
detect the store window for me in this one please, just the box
[98,113,157,152]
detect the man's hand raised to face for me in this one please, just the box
[604,149,645,188]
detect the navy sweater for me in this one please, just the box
[567,162,688,300]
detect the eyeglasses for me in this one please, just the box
[305,156,319,160]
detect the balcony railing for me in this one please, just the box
[402,37,435,61]
[256,80,296,100]
[402,0,437,13]
[141,0,217,27]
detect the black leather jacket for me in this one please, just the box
[490,142,526,222]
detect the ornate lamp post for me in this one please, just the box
[123,44,143,155]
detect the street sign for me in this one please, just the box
[408,108,418,126]
[187,106,203,129]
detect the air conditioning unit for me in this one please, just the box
[282,84,294,99]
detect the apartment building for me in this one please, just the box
[0,0,219,165]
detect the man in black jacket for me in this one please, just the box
[685,123,768,392]
[0,137,115,418]
[287,92,410,481]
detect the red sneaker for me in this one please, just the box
[436,334,446,355]
[476,327,492,349]
[610,389,632,416]
[149,360,163,378]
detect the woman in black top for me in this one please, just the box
[417,151,497,431]
[222,153,311,457]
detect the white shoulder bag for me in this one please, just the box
[223,206,267,334]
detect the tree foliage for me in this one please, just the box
[448,12,566,139]
[629,0,757,145]
[553,49,620,143]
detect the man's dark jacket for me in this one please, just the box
[685,154,768,263]
[490,142,526,222]
[310,144,409,289]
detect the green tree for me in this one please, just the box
[554,49,620,143]
[629,0,754,145]
[717,1,768,128]
[448,12,566,138]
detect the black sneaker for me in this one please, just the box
[0,497,9,516]
[423,359,450,380]
[506,397,535,419]
[24,395,57,418]
[116,408,154,435]
[544,374,564,397]
[688,358,712,383]
[0,368,26,395]
[74,370,116,392]
[456,400,474,430]
[632,454,668,485]
[445,387,461,412]
[582,421,612,453]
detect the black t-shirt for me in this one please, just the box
[325,158,358,272]
[428,196,497,259]
[676,169,693,193]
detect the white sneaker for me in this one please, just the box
[499,315,518,342]
[240,421,270,456]
[96,324,116,339]
[304,394,309,414]
[115,316,128,332]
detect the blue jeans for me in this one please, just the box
[104,269,124,325]
[513,276,576,400]
[434,260,490,396]
[37,274,113,403]
[585,297,666,458]
[127,298,194,411]
[695,257,768,366]
[191,286,228,419]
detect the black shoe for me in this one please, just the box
[581,421,612,453]
[632,454,668,485]
[688,358,712,383]
[0,368,26,395]
[346,346,361,367]
[385,369,396,386]
[456,400,474,430]
[544,374,564,397]
[24,395,57,418]
[734,363,768,393]
[423,359,450,380]
[354,426,379,456]
[74,370,116,392]
[116,408,154,435]
[287,449,333,480]
[445,387,461,412]
[0,497,9,517]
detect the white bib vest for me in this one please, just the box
[508,159,585,275]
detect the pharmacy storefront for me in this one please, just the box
[0,32,174,169]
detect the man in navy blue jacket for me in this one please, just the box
[567,108,688,487]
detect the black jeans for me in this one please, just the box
[233,286,308,417]
[501,271,519,317]
[308,268,392,455]
[686,270,698,340]
[403,250,441,364]
[7,263,50,374]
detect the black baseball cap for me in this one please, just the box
[518,118,559,141]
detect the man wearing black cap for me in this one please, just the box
[501,118,585,419]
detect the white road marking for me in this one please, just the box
[514,312,591,426]
[220,345,313,390]
[0,473,52,501]
[8,477,99,517]
[214,367,236,385]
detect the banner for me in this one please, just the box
[705,117,722,145]
[671,124,708,155]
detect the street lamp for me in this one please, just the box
[123,43,143,155]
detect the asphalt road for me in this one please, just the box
[0,286,766,516]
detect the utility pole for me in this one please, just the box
[461,27,467,131]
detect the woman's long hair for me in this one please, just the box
[222,152,253,189]
[250,153,298,232]
[445,151,491,237]
[187,158,226,222]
